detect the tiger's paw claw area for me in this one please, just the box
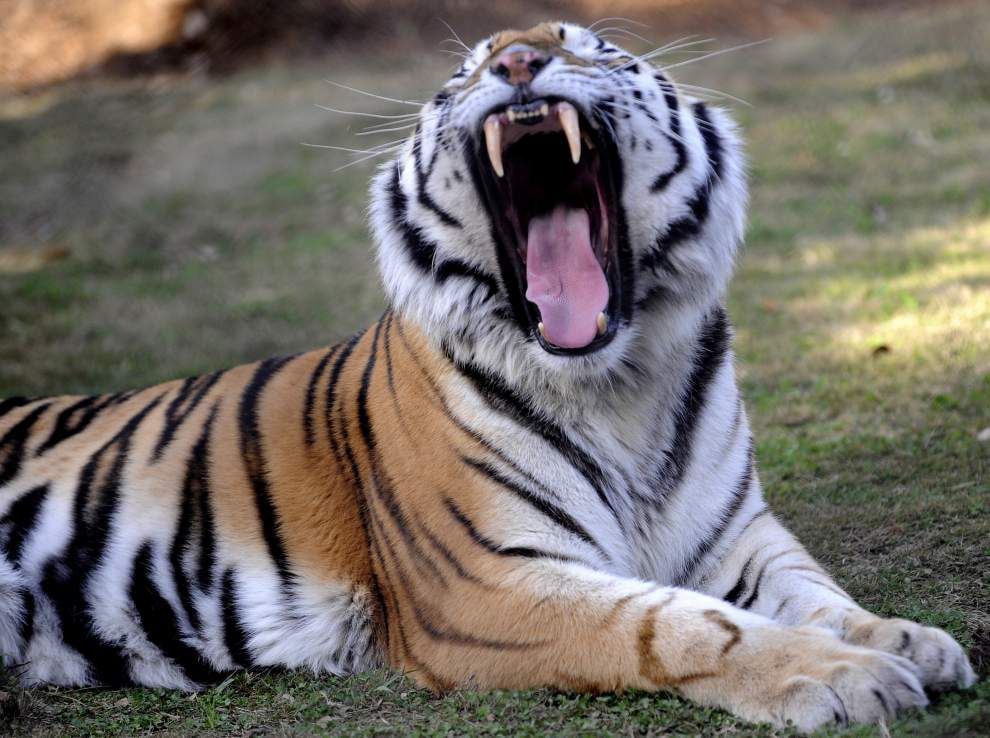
[846,617,977,692]
[712,627,932,733]
[774,653,928,732]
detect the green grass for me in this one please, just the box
[1,3,989,735]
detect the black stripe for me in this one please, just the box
[411,511,485,586]
[654,307,731,495]
[19,589,35,650]
[651,133,688,193]
[448,357,620,521]
[35,392,128,457]
[326,329,390,651]
[169,403,220,633]
[382,312,398,403]
[741,560,768,610]
[39,393,165,685]
[372,506,539,651]
[238,357,294,587]
[723,553,755,606]
[220,569,254,668]
[412,127,462,229]
[0,483,50,566]
[303,347,339,447]
[0,397,33,420]
[673,442,754,586]
[388,166,436,271]
[434,259,499,301]
[444,498,580,562]
[461,456,606,559]
[130,542,226,685]
[394,320,586,527]
[739,546,803,611]
[151,371,222,462]
[695,102,724,176]
[35,396,95,454]
[651,76,687,192]
[355,321,384,453]
[325,331,364,462]
[195,413,220,593]
[0,402,52,486]
[357,322,447,587]
[638,102,726,306]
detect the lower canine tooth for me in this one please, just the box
[483,115,504,177]
[596,312,607,335]
[538,322,547,339]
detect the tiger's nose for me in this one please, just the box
[491,44,551,85]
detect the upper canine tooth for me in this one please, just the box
[539,103,549,117]
[483,115,504,177]
[558,102,581,165]
[506,108,518,123]
[596,312,607,335]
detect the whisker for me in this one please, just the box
[587,16,650,31]
[658,39,770,72]
[332,151,398,172]
[604,37,715,77]
[437,18,472,53]
[677,84,753,107]
[301,140,404,155]
[324,79,424,107]
[316,104,421,121]
[359,115,435,133]
[596,28,655,46]
[356,124,422,136]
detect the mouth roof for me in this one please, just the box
[477,98,620,355]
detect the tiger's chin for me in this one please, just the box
[470,96,630,357]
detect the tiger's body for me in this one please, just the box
[0,21,974,731]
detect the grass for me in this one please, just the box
[1,2,989,735]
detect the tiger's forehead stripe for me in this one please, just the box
[462,22,592,89]
[488,22,564,55]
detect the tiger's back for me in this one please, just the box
[0,327,395,687]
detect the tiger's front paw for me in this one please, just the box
[845,616,976,692]
[691,626,929,732]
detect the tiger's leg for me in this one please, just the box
[382,557,928,731]
[700,511,976,692]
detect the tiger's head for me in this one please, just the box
[369,22,746,394]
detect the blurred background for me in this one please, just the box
[1,1,988,732]
[0,0,986,397]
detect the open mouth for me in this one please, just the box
[473,98,622,355]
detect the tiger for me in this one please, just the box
[0,21,976,732]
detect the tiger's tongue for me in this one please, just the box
[524,205,608,349]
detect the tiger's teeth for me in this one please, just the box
[537,322,547,339]
[596,312,607,335]
[557,102,581,165]
[483,115,504,177]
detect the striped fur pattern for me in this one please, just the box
[0,22,973,731]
